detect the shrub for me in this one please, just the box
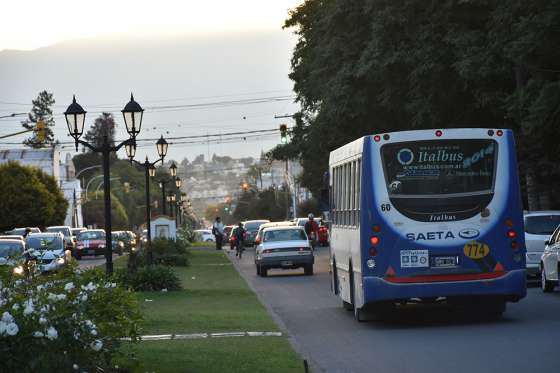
[115,265,182,292]
[0,265,141,372]
[135,238,190,267]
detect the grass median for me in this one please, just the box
[117,249,303,372]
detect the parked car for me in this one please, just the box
[242,220,270,246]
[25,232,70,272]
[194,229,215,242]
[524,211,560,279]
[111,232,125,256]
[125,231,137,250]
[0,235,25,243]
[0,239,26,269]
[541,224,560,292]
[71,227,87,237]
[46,226,76,253]
[254,226,314,277]
[6,227,41,236]
[75,229,107,259]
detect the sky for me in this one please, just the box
[0,0,302,51]
[0,0,303,163]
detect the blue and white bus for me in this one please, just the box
[329,128,526,320]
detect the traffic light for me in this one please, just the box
[279,124,288,144]
[36,120,46,143]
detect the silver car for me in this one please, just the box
[254,226,314,277]
[524,211,560,278]
[25,232,70,272]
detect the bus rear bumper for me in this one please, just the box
[363,269,526,304]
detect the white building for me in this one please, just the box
[0,147,83,227]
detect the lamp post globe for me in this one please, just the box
[170,162,178,177]
[121,93,144,137]
[156,136,169,158]
[175,177,182,189]
[148,164,156,178]
[64,95,87,149]
[125,143,136,160]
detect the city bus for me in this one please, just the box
[329,128,526,321]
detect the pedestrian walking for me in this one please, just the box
[233,222,245,258]
[212,217,225,250]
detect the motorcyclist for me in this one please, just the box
[304,213,319,249]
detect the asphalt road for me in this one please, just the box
[77,253,123,269]
[228,246,560,373]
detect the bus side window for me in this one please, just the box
[357,158,361,226]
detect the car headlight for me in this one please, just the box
[119,242,124,248]
[56,257,65,265]
[99,245,106,249]
[13,265,24,275]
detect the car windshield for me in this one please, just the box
[264,229,307,242]
[71,229,85,235]
[77,231,105,240]
[47,227,71,236]
[0,242,24,258]
[524,215,560,235]
[26,236,63,251]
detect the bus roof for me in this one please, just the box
[329,128,512,166]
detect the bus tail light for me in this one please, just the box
[373,225,381,233]
[370,236,380,246]
[385,266,396,277]
[487,129,494,136]
[497,130,503,136]
[511,241,518,249]
[494,262,504,272]
[383,134,390,141]
[369,247,377,257]
[435,130,443,137]
[505,219,513,228]
[507,230,517,239]
[373,135,381,142]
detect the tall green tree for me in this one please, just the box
[0,162,68,231]
[21,90,56,148]
[83,112,117,149]
[279,0,560,207]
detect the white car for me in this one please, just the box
[194,229,215,242]
[25,233,71,272]
[541,226,560,292]
[524,211,560,278]
[254,226,314,277]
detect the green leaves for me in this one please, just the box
[279,0,560,205]
[0,162,68,231]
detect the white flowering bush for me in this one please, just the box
[0,264,141,372]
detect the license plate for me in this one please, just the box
[432,256,458,268]
[400,250,429,268]
[281,261,293,266]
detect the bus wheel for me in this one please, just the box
[485,300,506,317]
[349,265,365,322]
[332,258,339,295]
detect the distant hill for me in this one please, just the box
[0,30,299,161]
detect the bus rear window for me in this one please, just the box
[381,139,496,196]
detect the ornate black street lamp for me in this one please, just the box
[64,94,141,275]
[125,136,168,266]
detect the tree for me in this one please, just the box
[83,113,117,149]
[280,0,560,207]
[0,162,68,231]
[21,91,56,148]
[82,192,129,230]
